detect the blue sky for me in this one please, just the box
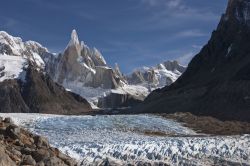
[0,0,227,73]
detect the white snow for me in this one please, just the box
[0,31,50,71]
[83,62,96,74]
[155,66,182,87]
[0,31,25,55]
[116,84,149,98]
[96,66,112,70]
[127,61,185,89]
[68,29,80,47]
[0,113,249,165]
[31,52,45,69]
[62,80,149,109]
[25,40,49,52]
[0,55,28,82]
[93,47,107,65]
[62,81,111,108]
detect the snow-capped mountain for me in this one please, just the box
[0,31,50,70]
[0,31,92,114]
[97,61,186,108]
[0,30,186,109]
[126,60,186,89]
[46,30,123,90]
[42,30,148,108]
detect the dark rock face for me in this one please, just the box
[0,66,92,114]
[89,66,119,89]
[98,92,143,108]
[163,61,186,73]
[134,0,250,122]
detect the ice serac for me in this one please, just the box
[134,0,250,122]
[0,31,92,114]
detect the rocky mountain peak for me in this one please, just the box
[0,31,25,56]
[135,0,250,122]
[224,0,250,25]
[163,60,186,73]
[68,29,80,47]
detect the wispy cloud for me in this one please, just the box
[175,29,208,38]
[177,52,195,65]
[140,0,183,8]
[192,44,203,49]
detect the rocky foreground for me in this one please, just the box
[0,117,77,166]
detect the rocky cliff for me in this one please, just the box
[41,30,152,109]
[0,117,77,165]
[47,30,123,90]
[134,0,250,122]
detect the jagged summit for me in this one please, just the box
[0,31,92,114]
[68,29,80,47]
[126,60,186,88]
[224,0,250,25]
[46,29,124,90]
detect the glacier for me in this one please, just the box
[0,113,249,165]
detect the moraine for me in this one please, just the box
[0,113,249,166]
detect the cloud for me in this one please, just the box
[175,29,208,38]
[177,52,195,65]
[192,44,203,49]
[120,0,221,33]
[140,0,182,9]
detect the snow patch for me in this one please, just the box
[0,55,28,82]
[93,47,107,65]
[127,61,185,89]
[68,29,80,47]
[0,31,25,55]
[62,81,111,108]
[31,52,45,69]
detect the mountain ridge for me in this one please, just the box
[0,31,92,114]
[132,0,250,122]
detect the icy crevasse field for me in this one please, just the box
[0,114,249,166]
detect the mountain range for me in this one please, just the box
[0,29,184,111]
[134,0,250,122]
[0,31,92,114]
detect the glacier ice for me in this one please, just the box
[0,113,249,165]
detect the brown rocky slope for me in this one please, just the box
[0,117,77,166]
